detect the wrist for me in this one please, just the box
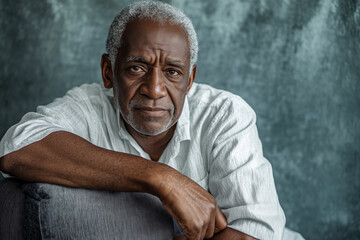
[145,162,176,199]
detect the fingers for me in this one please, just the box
[188,204,226,240]
[214,205,227,233]
[203,203,216,239]
[173,206,227,240]
[203,204,227,239]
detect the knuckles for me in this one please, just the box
[164,173,222,240]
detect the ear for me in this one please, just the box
[186,64,197,93]
[101,54,113,89]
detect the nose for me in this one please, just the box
[139,68,167,99]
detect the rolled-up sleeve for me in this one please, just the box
[208,98,285,240]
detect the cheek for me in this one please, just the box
[115,80,138,111]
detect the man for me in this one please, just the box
[0,1,285,239]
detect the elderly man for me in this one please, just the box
[0,1,287,240]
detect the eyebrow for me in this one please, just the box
[167,60,185,68]
[125,56,147,63]
[125,56,185,68]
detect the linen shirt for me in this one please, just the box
[0,82,285,239]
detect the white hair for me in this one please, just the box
[106,1,198,71]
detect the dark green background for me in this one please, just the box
[1,0,359,239]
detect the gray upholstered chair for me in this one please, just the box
[0,178,174,240]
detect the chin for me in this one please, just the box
[123,111,176,136]
[134,125,171,136]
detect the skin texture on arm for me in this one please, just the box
[210,227,258,240]
[174,227,258,240]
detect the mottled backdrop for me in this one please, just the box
[0,0,359,239]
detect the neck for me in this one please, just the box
[124,122,176,161]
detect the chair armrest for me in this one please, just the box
[0,178,26,240]
[22,183,174,239]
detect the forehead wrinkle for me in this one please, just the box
[125,56,147,63]
[125,49,186,68]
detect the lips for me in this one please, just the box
[135,106,167,117]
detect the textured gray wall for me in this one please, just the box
[1,0,359,239]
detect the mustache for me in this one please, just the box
[129,98,174,112]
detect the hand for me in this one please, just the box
[156,168,227,240]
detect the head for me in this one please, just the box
[101,1,198,137]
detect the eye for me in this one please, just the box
[126,65,146,76]
[130,66,143,73]
[168,69,180,76]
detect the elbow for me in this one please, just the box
[0,154,19,174]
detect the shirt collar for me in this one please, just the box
[116,109,133,142]
[174,96,191,142]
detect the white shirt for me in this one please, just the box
[0,82,285,240]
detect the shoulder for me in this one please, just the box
[187,83,256,129]
[61,83,112,104]
[46,83,113,112]
[35,83,115,130]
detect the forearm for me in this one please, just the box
[174,227,257,240]
[211,227,258,240]
[0,131,167,194]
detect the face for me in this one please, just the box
[101,18,196,137]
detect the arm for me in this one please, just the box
[205,98,285,240]
[0,131,227,240]
[211,227,258,240]
[1,131,163,192]
[174,227,258,240]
